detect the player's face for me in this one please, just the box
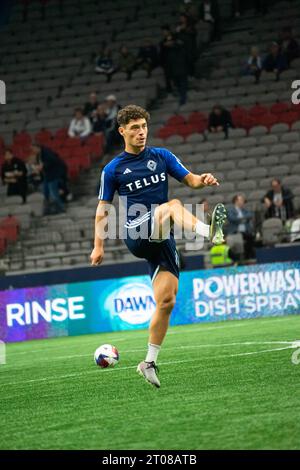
[121,118,148,149]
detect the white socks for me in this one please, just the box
[145,343,161,364]
[195,220,210,238]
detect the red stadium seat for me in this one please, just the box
[55,128,69,140]
[85,134,105,159]
[289,103,300,118]
[231,106,248,127]
[157,126,176,140]
[0,136,5,153]
[64,137,82,149]
[72,147,91,170]
[187,112,208,133]
[239,115,256,131]
[176,124,198,139]
[279,111,299,127]
[167,115,186,127]
[270,102,290,115]
[58,148,71,160]
[0,232,7,255]
[257,113,278,129]
[13,131,32,147]
[0,216,20,243]
[66,160,80,180]
[249,104,268,118]
[11,144,32,160]
[35,129,53,145]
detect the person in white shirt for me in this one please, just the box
[243,46,262,83]
[68,108,92,138]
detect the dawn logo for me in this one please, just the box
[111,283,156,325]
[147,160,157,171]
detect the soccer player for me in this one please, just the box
[90,105,226,388]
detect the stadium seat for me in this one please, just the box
[262,218,283,245]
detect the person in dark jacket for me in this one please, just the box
[1,148,28,203]
[136,39,159,77]
[263,178,294,221]
[263,42,288,80]
[199,0,221,41]
[208,105,234,139]
[176,13,197,75]
[91,104,107,134]
[159,25,173,93]
[164,33,189,105]
[279,26,300,66]
[30,145,67,214]
[83,92,98,121]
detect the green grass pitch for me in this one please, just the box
[1,315,300,450]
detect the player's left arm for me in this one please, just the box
[163,149,219,189]
[182,172,219,189]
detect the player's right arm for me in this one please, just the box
[90,200,111,266]
[90,164,117,266]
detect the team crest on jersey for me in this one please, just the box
[147,160,157,171]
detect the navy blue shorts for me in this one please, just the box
[124,217,180,282]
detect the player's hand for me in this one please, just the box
[90,246,104,266]
[200,173,219,186]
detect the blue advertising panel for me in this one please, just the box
[1,262,300,342]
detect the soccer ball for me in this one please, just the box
[94,344,119,368]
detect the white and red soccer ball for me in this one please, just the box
[94,344,119,368]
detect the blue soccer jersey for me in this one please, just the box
[98,146,190,280]
[98,146,190,221]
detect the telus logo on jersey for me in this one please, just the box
[126,172,166,192]
[111,283,156,325]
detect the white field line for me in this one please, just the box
[6,316,298,357]
[3,341,298,363]
[0,343,298,388]
[53,340,298,361]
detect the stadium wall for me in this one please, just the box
[1,261,300,343]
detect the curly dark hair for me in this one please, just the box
[117,104,150,126]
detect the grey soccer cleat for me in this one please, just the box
[137,361,161,388]
[210,203,227,245]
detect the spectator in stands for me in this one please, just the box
[68,108,92,139]
[178,0,199,25]
[279,26,300,66]
[136,39,159,77]
[164,32,189,106]
[176,13,197,75]
[95,47,116,82]
[104,95,121,153]
[227,194,255,259]
[83,92,98,121]
[118,45,136,80]
[199,0,221,42]
[91,104,107,134]
[199,198,210,224]
[208,105,234,139]
[159,25,174,94]
[29,145,67,215]
[263,178,295,222]
[263,42,288,81]
[243,46,262,83]
[1,148,28,203]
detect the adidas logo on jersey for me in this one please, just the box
[123,168,132,174]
